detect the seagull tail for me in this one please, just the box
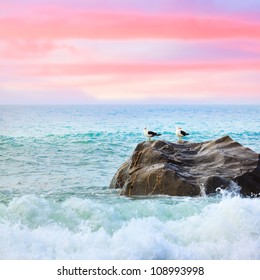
[156,133,162,136]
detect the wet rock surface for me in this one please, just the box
[110,136,260,197]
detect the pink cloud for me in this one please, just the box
[1,3,260,104]
[11,61,260,77]
[83,72,260,103]
[2,63,260,104]
[0,39,103,62]
[0,40,58,59]
[1,10,260,40]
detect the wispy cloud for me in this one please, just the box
[7,61,260,77]
[1,10,260,40]
[0,1,260,104]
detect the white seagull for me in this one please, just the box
[176,126,189,143]
[143,127,161,141]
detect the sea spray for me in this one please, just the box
[0,193,259,259]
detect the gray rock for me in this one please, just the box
[110,136,260,197]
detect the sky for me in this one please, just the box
[0,0,260,104]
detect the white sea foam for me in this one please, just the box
[0,194,259,260]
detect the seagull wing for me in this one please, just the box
[148,130,157,136]
[180,130,189,136]
[148,130,161,137]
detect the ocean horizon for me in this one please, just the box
[0,104,260,259]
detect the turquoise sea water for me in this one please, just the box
[0,105,260,259]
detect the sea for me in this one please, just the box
[0,104,259,260]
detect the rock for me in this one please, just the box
[110,136,260,197]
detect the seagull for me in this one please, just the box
[143,127,161,141]
[176,126,189,143]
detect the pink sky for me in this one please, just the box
[0,0,260,104]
